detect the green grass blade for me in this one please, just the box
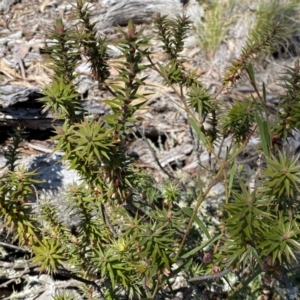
[255,113,271,157]
[182,207,211,239]
[189,117,209,148]
[181,234,222,259]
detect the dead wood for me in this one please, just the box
[98,0,184,29]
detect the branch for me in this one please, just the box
[188,269,231,283]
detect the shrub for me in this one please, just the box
[1,0,300,299]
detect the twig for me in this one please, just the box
[188,269,231,282]
[13,44,26,79]
[176,125,257,259]
[0,241,29,252]
[0,261,39,270]
[236,155,259,164]
[100,203,117,239]
[2,287,46,300]
[104,83,117,98]
[0,260,104,296]
[0,268,30,288]
[56,267,104,296]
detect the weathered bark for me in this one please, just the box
[0,84,108,130]
[97,0,203,29]
[98,0,183,29]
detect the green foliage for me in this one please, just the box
[41,78,83,120]
[274,60,300,139]
[223,22,285,87]
[223,99,255,142]
[53,119,115,183]
[0,166,41,245]
[40,18,83,121]
[262,152,300,199]
[196,0,236,59]
[53,291,75,300]
[187,82,213,118]
[31,237,66,274]
[251,0,300,56]
[222,186,272,268]
[260,214,300,265]
[4,126,26,171]
[155,14,191,60]
[75,0,110,84]
[2,1,300,299]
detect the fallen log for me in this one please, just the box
[96,0,204,29]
